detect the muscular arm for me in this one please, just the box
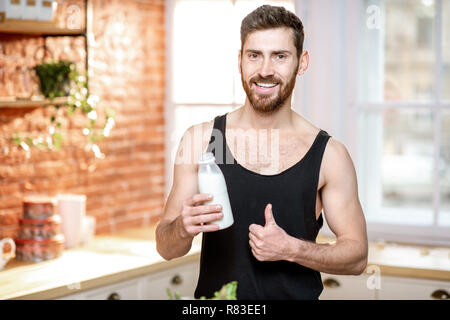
[249,138,368,275]
[155,128,197,260]
[155,169,196,260]
[156,122,219,260]
[286,139,368,274]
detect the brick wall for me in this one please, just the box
[0,0,165,238]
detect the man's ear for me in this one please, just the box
[297,50,309,76]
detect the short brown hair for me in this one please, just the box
[240,5,305,58]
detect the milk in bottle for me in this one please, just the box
[197,152,234,229]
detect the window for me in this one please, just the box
[166,0,295,194]
[359,0,450,243]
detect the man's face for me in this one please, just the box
[239,27,300,114]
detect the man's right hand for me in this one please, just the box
[177,193,224,239]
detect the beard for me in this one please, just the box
[240,63,298,114]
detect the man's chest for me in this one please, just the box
[225,129,323,181]
[222,126,327,218]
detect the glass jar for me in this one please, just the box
[23,196,57,220]
[18,215,62,240]
[14,235,65,262]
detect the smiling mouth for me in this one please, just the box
[255,82,278,88]
[252,82,279,94]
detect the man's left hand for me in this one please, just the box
[248,203,292,262]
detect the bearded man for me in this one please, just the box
[156,5,368,300]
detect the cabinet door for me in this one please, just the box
[84,278,140,300]
[319,274,376,300]
[141,261,200,300]
[378,276,450,300]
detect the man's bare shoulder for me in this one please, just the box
[177,120,215,166]
[322,137,357,184]
[184,119,214,136]
[188,119,214,151]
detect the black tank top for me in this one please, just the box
[194,112,331,300]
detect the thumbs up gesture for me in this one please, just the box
[248,203,292,262]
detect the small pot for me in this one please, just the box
[14,235,65,262]
[23,196,57,220]
[19,215,62,240]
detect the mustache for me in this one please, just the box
[249,75,282,84]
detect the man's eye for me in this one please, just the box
[277,54,286,60]
[249,53,258,59]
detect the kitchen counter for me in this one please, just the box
[0,225,202,300]
[367,241,450,281]
[1,228,449,300]
[317,235,450,281]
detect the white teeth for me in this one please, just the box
[256,83,277,88]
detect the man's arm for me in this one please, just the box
[156,122,222,260]
[287,138,368,274]
[249,138,368,275]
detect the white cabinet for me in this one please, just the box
[84,278,141,300]
[141,261,200,299]
[319,273,376,300]
[378,276,450,300]
[319,273,450,300]
[57,260,200,300]
[57,259,450,300]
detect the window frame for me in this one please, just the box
[353,0,450,246]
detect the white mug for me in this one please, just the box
[1,238,16,271]
[57,194,86,249]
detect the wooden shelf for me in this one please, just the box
[0,96,68,108]
[0,19,85,36]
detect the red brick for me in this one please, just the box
[0,226,19,239]
[0,0,165,235]
[0,211,20,225]
[0,183,20,195]
[0,196,22,210]
[95,221,113,235]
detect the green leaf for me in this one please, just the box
[166,288,182,300]
[25,137,34,147]
[166,288,173,300]
[53,132,63,149]
[11,133,21,146]
[105,108,116,118]
[193,281,238,300]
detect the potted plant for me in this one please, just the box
[33,60,73,99]
[12,60,115,157]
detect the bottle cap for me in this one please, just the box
[198,152,215,164]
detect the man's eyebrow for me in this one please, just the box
[272,50,292,55]
[244,49,262,54]
[244,49,292,55]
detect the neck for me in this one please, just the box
[237,98,294,129]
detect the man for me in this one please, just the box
[156,5,368,300]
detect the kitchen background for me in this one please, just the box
[0,0,165,237]
[0,0,449,300]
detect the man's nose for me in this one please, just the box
[258,58,275,78]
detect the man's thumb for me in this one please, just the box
[264,203,275,226]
